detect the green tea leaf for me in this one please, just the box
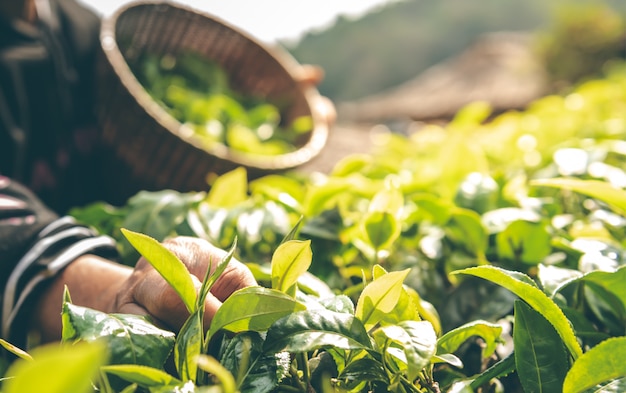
[62,302,175,369]
[101,364,182,388]
[557,266,626,336]
[4,341,106,393]
[0,339,32,361]
[537,264,583,298]
[208,287,306,337]
[355,268,410,330]
[410,193,453,225]
[437,320,503,359]
[437,132,489,199]
[495,220,552,265]
[69,201,125,243]
[412,291,442,336]
[376,321,437,381]
[219,332,279,393]
[579,266,626,308]
[481,207,541,234]
[121,228,198,313]
[583,377,626,393]
[362,211,400,250]
[317,294,356,314]
[531,178,626,216]
[470,352,515,390]
[175,308,203,382]
[117,190,202,265]
[583,282,625,336]
[280,216,303,243]
[432,353,463,368]
[121,190,202,241]
[247,103,280,128]
[264,309,372,353]
[303,180,351,217]
[270,240,312,293]
[290,115,313,133]
[227,124,263,153]
[196,355,237,393]
[378,284,420,326]
[560,306,611,349]
[454,265,583,359]
[369,184,404,215]
[202,243,235,312]
[445,208,488,258]
[148,381,198,393]
[337,358,389,390]
[249,175,305,211]
[292,271,335,299]
[454,172,499,215]
[571,238,622,273]
[331,154,372,177]
[177,243,230,382]
[299,207,342,244]
[206,167,248,208]
[119,383,139,393]
[514,300,569,393]
[438,276,518,333]
[447,380,475,393]
[563,337,626,393]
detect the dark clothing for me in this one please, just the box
[0,0,102,215]
[0,176,117,346]
[0,1,118,346]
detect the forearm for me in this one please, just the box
[0,177,120,346]
[33,254,133,343]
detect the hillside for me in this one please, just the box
[284,0,626,102]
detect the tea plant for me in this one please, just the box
[3,64,626,392]
[2,227,495,393]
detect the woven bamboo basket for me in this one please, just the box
[96,0,328,200]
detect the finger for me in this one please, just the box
[117,301,149,316]
[202,292,224,328]
[163,237,227,279]
[130,269,231,332]
[116,301,169,331]
[211,260,258,302]
[130,270,198,331]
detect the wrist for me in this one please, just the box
[33,254,132,342]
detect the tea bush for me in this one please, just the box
[2,63,626,393]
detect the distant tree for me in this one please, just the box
[284,0,625,102]
[534,3,625,91]
[285,0,551,101]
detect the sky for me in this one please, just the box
[82,0,398,44]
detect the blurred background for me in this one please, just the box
[83,0,397,44]
[85,0,625,121]
[84,0,626,169]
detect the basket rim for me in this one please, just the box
[99,0,329,170]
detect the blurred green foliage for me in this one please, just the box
[131,52,312,156]
[535,3,625,91]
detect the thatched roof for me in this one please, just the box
[338,32,548,123]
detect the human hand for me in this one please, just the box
[33,236,257,342]
[113,236,257,331]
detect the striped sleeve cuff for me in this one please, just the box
[2,215,118,341]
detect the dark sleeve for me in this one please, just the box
[55,0,102,126]
[0,176,118,344]
[0,0,103,214]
